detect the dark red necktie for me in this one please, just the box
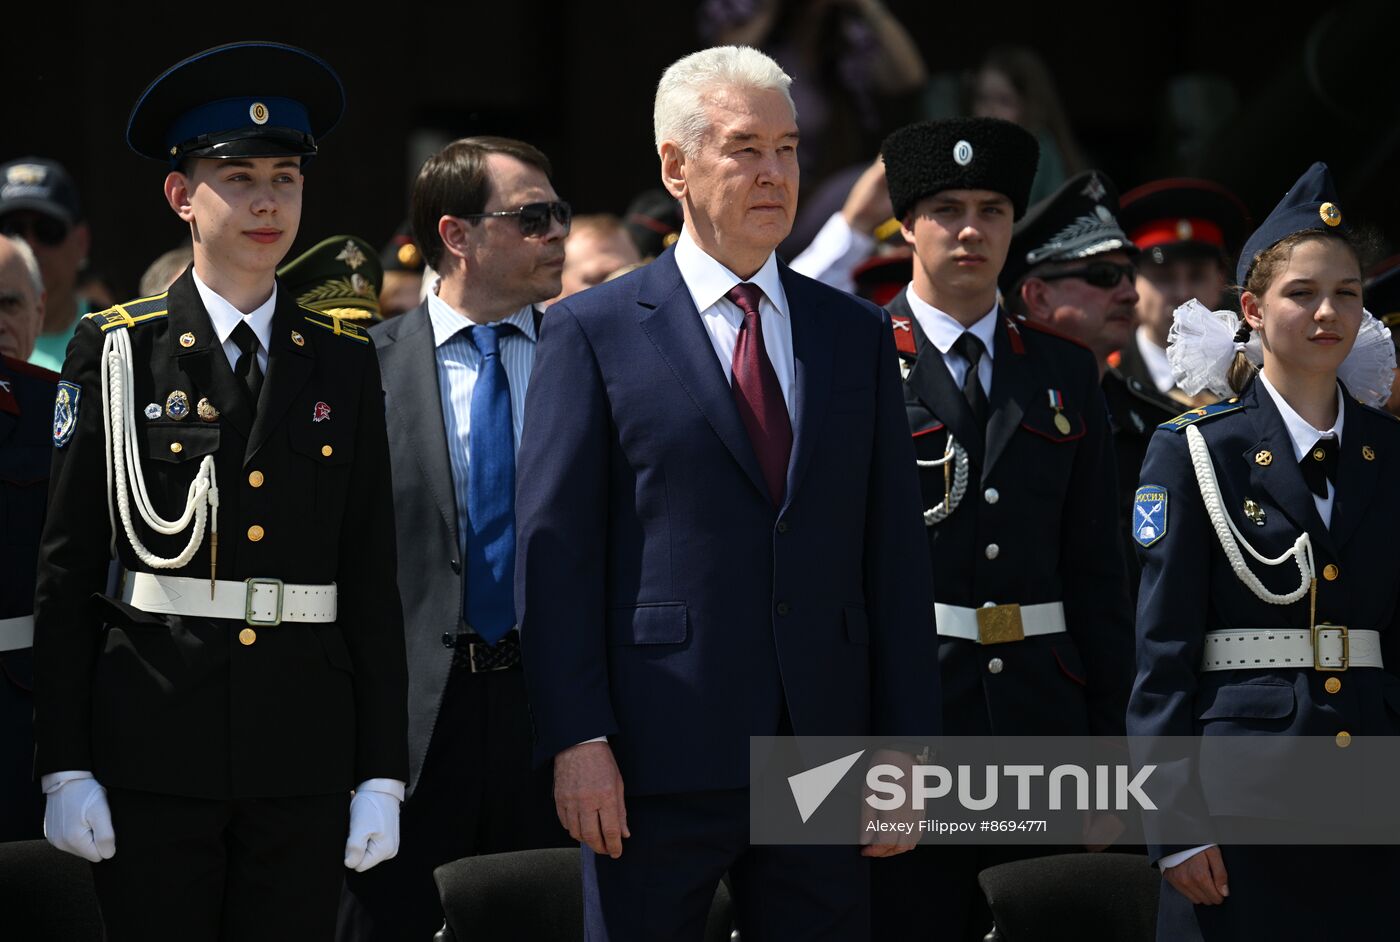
[726,282,792,506]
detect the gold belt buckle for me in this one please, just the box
[976,604,1025,644]
[1312,623,1348,672]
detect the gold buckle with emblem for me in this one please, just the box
[976,604,1025,644]
[244,578,285,626]
[1313,623,1348,672]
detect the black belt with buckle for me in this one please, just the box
[451,629,522,673]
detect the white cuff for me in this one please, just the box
[1159,843,1215,870]
[355,778,406,802]
[789,213,875,295]
[576,736,608,747]
[41,771,95,795]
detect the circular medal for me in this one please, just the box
[1054,413,1071,435]
[197,397,220,422]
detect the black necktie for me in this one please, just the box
[951,331,990,429]
[231,321,264,408]
[1299,436,1339,499]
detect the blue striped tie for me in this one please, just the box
[465,324,516,644]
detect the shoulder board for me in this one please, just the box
[1159,399,1243,431]
[300,308,370,343]
[1354,395,1400,423]
[1011,315,1092,352]
[890,315,916,356]
[85,292,170,331]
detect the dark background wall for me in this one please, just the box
[4,0,1396,295]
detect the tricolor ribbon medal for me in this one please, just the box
[312,401,331,423]
[1047,389,1071,435]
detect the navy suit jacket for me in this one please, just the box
[516,247,938,797]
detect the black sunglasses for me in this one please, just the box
[457,201,572,238]
[0,212,70,247]
[1037,261,1136,289]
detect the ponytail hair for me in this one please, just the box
[1227,319,1258,394]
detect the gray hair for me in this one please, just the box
[653,46,795,156]
[4,235,43,298]
[139,245,194,297]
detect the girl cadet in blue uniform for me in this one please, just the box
[1127,162,1400,940]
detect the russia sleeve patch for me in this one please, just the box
[1133,485,1168,547]
[52,381,80,447]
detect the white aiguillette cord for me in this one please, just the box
[1185,424,1314,607]
[917,433,968,526]
[100,324,220,595]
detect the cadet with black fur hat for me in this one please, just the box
[32,41,408,939]
[875,117,1135,941]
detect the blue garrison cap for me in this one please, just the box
[1237,162,1346,287]
[127,42,344,166]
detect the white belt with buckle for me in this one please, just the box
[0,615,34,652]
[124,573,337,626]
[934,602,1067,645]
[1201,627,1382,672]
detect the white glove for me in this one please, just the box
[42,772,116,863]
[344,778,404,872]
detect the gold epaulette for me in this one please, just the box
[1159,398,1242,431]
[300,307,370,343]
[86,292,171,331]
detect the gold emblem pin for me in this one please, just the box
[291,330,305,347]
[1319,202,1342,227]
[1054,413,1072,435]
[1255,450,1273,467]
[179,332,196,348]
[196,397,219,422]
[1243,499,1266,526]
[1313,448,1326,461]
[397,243,420,267]
[1363,445,1376,461]
[165,390,191,420]
[337,239,368,271]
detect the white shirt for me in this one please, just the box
[903,285,997,396]
[789,212,874,296]
[191,269,276,374]
[673,226,794,414]
[1257,371,1344,528]
[1136,326,1176,395]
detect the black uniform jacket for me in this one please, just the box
[33,269,408,798]
[888,290,1133,736]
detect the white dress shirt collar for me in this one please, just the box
[673,226,789,319]
[1256,371,1345,462]
[903,285,999,359]
[191,268,277,354]
[1136,326,1176,394]
[427,284,538,350]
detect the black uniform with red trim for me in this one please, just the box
[887,290,1133,737]
[1,354,56,840]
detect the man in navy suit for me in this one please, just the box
[515,46,938,941]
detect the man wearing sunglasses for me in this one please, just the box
[1001,170,1179,602]
[877,124,1134,941]
[0,158,91,373]
[343,136,572,942]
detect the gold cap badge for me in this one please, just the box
[1319,202,1342,227]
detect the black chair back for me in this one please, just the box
[0,839,104,941]
[977,852,1158,942]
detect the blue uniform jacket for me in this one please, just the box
[1128,377,1400,860]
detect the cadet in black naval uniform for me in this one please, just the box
[1,353,56,841]
[874,117,1134,942]
[1128,162,1400,940]
[32,42,408,940]
[999,170,1179,600]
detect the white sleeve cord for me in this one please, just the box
[917,434,969,526]
[1185,424,1312,604]
[100,325,218,568]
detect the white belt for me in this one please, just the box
[124,573,337,625]
[0,615,34,652]
[1201,627,1383,672]
[935,602,1067,645]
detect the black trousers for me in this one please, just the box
[337,665,568,942]
[0,649,43,841]
[92,786,347,941]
